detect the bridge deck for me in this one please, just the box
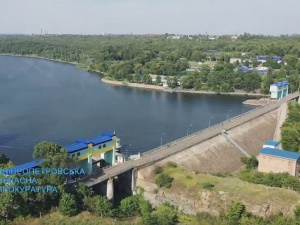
[82,92,299,187]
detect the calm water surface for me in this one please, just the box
[0,55,255,164]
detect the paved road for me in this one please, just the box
[83,92,299,187]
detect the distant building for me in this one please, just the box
[258,148,300,176]
[270,81,289,99]
[231,35,238,40]
[263,141,280,149]
[235,65,249,73]
[230,58,243,64]
[255,67,269,75]
[186,67,200,72]
[257,56,283,64]
[234,66,268,75]
[167,35,182,40]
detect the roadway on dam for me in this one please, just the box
[83,92,299,187]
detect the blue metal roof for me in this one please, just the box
[260,148,300,160]
[65,132,115,153]
[102,131,115,138]
[264,141,280,146]
[65,142,88,153]
[258,56,268,60]
[272,56,282,61]
[3,159,43,175]
[258,56,282,61]
[271,81,289,87]
[236,66,249,72]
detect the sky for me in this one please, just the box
[1,0,299,35]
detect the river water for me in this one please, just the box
[0,55,255,164]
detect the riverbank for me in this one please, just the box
[0,53,106,75]
[0,53,78,65]
[102,77,268,97]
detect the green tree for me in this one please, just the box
[58,193,79,217]
[281,127,300,152]
[119,195,141,217]
[152,203,178,225]
[155,75,162,85]
[241,156,259,170]
[0,154,9,164]
[94,196,114,218]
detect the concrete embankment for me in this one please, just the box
[139,108,278,175]
[101,78,266,97]
[136,108,293,216]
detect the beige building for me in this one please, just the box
[258,148,300,176]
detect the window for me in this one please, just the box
[77,152,80,157]
[103,144,106,148]
[98,145,102,149]
[72,154,75,158]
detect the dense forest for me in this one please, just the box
[1,34,300,93]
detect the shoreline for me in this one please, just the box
[0,53,79,65]
[101,78,268,97]
[0,54,268,98]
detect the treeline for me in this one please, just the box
[1,35,300,93]
[281,102,300,151]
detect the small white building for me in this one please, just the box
[270,81,289,99]
[263,141,280,149]
[186,67,200,72]
[230,58,243,64]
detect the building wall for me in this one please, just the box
[258,154,297,176]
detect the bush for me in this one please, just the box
[241,156,258,170]
[153,166,163,175]
[202,182,215,190]
[155,173,174,188]
[119,195,141,217]
[166,162,177,168]
[152,203,178,225]
[238,170,300,193]
[294,205,300,221]
[226,202,246,222]
[186,175,193,179]
[58,193,79,217]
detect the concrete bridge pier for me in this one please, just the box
[131,168,137,195]
[106,178,114,203]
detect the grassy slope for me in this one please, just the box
[155,164,300,214]
[10,212,140,225]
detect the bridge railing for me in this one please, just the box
[141,105,263,157]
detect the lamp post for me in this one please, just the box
[227,109,232,121]
[209,116,214,127]
[242,105,245,114]
[161,133,166,147]
[187,124,193,136]
[125,144,131,160]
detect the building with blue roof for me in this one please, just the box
[270,81,289,99]
[257,56,282,63]
[5,131,122,176]
[258,148,300,176]
[263,141,280,149]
